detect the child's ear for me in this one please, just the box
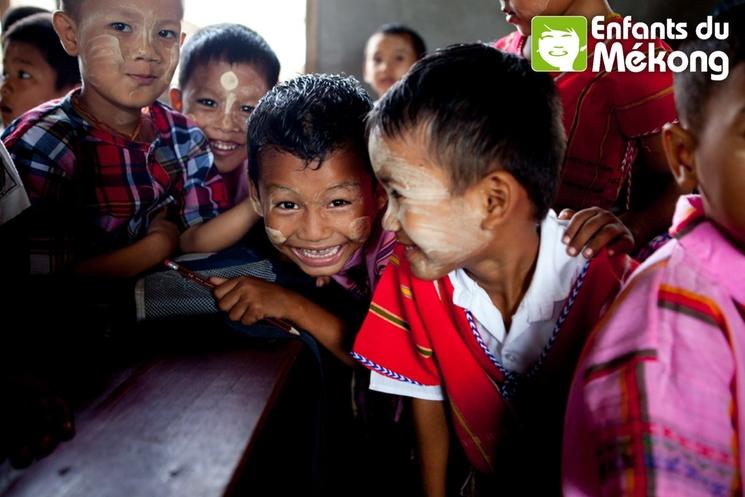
[662,122,698,192]
[169,88,183,112]
[52,11,80,57]
[479,170,513,230]
[180,32,187,47]
[248,181,264,217]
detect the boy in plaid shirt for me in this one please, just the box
[2,0,229,278]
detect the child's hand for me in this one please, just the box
[210,276,294,326]
[559,207,634,258]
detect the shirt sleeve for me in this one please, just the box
[352,249,443,388]
[175,125,230,229]
[369,371,444,401]
[565,268,738,497]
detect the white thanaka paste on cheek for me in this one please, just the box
[265,226,287,246]
[369,131,489,270]
[348,216,373,243]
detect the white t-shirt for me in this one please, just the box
[370,210,587,401]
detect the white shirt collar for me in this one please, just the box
[449,210,585,341]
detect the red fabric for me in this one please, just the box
[353,244,635,475]
[495,17,677,210]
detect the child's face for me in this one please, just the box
[364,33,418,97]
[252,147,384,277]
[174,61,269,175]
[500,0,568,36]
[369,130,491,281]
[70,0,182,112]
[0,41,64,126]
[686,63,745,250]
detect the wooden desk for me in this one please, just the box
[0,328,304,497]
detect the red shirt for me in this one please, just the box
[495,17,677,210]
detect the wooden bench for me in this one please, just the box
[0,325,307,497]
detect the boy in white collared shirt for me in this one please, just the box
[352,44,636,496]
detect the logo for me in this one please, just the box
[531,16,588,72]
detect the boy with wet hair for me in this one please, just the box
[563,5,745,496]
[171,23,279,206]
[210,73,393,365]
[2,0,229,278]
[1,12,81,127]
[352,43,635,495]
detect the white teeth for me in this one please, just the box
[211,140,239,151]
[299,246,341,259]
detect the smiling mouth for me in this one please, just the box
[210,140,242,154]
[549,50,569,56]
[290,245,345,267]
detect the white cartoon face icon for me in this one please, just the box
[537,27,581,71]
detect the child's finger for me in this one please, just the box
[208,276,227,286]
[605,232,636,257]
[558,208,576,220]
[582,224,632,258]
[563,210,605,255]
[211,277,239,299]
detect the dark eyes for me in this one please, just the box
[110,22,132,32]
[196,98,217,108]
[159,29,178,39]
[240,105,254,114]
[275,201,298,210]
[329,199,351,208]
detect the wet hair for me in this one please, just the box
[178,23,280,91]
[1,6,49,31]
[2,13,81,91]
[368,43,564,220]
[674,3,745,131]
[247,74,373,188]
[369,22,427,59]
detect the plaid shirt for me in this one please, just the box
[2,91,229,273]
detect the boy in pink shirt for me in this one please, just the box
[563,5,745,495]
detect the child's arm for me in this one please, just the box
[209,275,354,366]
[559,207,635,258]
[412,398,449,497]
[179,198,259,253]
[72,215,180,278]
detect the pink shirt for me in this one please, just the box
[563,195,745,496]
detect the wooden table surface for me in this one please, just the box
[0,331,304,497]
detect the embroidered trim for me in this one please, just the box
[350,351,424,386]
[464,259,591,398]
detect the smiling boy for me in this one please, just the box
[352,44,635,496]
[2,0,228,278]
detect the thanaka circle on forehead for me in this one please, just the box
[220,70,239,91]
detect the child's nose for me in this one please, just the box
[299,209,333,241]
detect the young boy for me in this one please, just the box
[209,73,393,366]
[2,0,229,278]
[170,23,279,206]
[563,6,745,496]
[1,12,80,127]
[363,23,426,99]
[351,44,636,496]
[495,0,680,253]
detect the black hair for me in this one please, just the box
[59,0,183,21]
[368,43,564,220]
[371,23,427,59]
[675,3,745,131]
[2,13,81,91]
[1,6,49,31]
[178,23,280,91]
[247,74,373,188]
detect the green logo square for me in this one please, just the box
[531,16,588,72]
